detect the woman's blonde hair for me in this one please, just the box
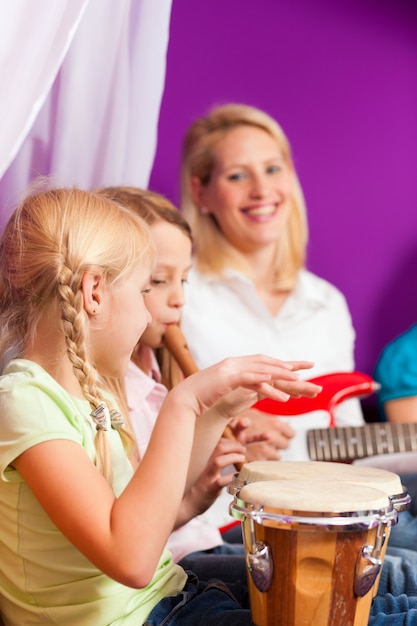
[96,186,192,388]
[0,185,155,479]
[181,103,308,289]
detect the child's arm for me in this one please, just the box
[385,396,417,423]
[183,358,321,488]
[13,354,321,590]
[13,399,196,590]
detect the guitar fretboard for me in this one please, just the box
[307,422,417,462]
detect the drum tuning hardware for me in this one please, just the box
[247,516,273,592]
[354,544,382,597]
[247,540,273,593]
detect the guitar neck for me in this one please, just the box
[307,422,417,462]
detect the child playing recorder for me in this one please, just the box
[0,185,321,625]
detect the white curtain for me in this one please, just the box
[0,0,173,228]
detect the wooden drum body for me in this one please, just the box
[229,465,399,626]
[229,460,410,601]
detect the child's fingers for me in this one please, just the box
[257,378,323,399]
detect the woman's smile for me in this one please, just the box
[241,203,279,220]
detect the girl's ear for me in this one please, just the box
[82,272,104,316]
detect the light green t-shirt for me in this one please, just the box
[0,359,186,626]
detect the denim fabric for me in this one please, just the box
[382,474,417,553]
[400,474,417,517]
[145,572,417,626]
[388,472,417,551]
[144,572,253,626]
[369,594,417,625]
[143,568,417,625]
[379,550,417,596]
[388,511,417,551]
[178,542,246,584]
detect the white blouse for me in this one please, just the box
[180,266,365,528]
[181,267,364,462]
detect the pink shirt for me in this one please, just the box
[124,356,223,562]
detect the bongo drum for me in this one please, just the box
[230,460,410,516]
[230,462,410,574]
[230,479,397,626]
[230,461,410,598]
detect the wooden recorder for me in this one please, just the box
[163,323,244,471]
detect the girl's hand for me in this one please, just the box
[175,437,246,525]
[158,355,321,512]
[169,355,321,421]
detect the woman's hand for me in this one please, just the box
[230,409,295,461]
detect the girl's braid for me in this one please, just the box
[57,263,111,478]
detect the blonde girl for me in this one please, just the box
[0,185,320,625]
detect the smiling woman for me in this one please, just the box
[180,103,364,471]
[189,125,294,258]
[181,104,307,286]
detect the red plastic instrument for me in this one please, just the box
[253,371,379,427]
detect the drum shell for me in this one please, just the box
[231,479,396,626]
[241,512,379,626]
[229,460,410,600]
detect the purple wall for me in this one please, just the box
[150,0,417,376]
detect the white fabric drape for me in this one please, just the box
[0,0,172,227]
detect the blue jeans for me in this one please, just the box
[388,511,417,551]
[349,470,417,623]
[178,542,246,584]
[379,549,417,596]
[388,472,417,551]
[144,572,253,625]
[369,595,417,624]
[145,572,417,626]
[144,565,417,625]
[352,469,417,624]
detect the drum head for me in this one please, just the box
[238,479,390,513]
[237,460,403,497]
